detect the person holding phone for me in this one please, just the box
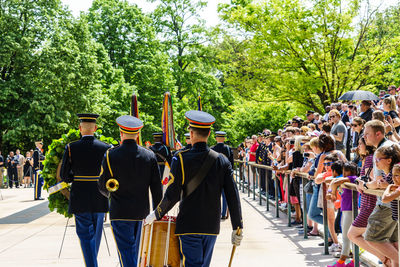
[383,96,400,133]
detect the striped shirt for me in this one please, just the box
[352,155,377,228]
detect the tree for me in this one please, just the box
[150,0,238,141]
[85,0,174,141]
[219,0,398,112]
[0,0,126,151]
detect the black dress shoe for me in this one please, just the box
[221,216,228,220]
[318,241,333,246]
[35,197,44,200]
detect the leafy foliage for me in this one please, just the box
[85,0,174,141]
[218,0,399,113]
[3,0,400,151]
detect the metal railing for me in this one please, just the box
[234,159,400,267]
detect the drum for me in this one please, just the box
[138,216,180,267]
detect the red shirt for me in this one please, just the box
[249,142,259,162]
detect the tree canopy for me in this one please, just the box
[2,0,400,151]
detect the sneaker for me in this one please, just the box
[328,243,342,253]
[333,251,341,258]
[327,261,346,267]
[345,261,354,267]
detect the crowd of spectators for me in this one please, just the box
[237,85,400,267]
[0,149,34,188]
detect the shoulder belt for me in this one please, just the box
[155,152,167,163]
[183,150,219,198]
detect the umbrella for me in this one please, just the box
[338,90,379,101]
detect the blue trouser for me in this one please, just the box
[179,235,217,267]
[305,192,312,213]
[221,190,227,217]
[308,184,323,224]
[34,170,43,199]
[75,213,105,267]
[111,220,142,267]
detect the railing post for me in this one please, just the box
[253,166,256,201]
[302,177,308,239]
[259,167,262,206]
[241,163,245,193]
[287,173,291,227]
[322,182,329,255]
[266,168,270,212]
[352,190,359,267]
[247,164,250,197]
[274,172,279,218]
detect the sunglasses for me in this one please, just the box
[329,116,336,119]
[351,124,358,127]
[375,157,388,163]
[323,162,333,166]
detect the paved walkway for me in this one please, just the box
[0,187,360,267]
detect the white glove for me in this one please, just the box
[231,229,243,246]
[144,211,156,225]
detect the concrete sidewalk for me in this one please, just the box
[0,187,362,266]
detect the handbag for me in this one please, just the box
[304,179,314,194]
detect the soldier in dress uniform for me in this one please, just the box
[255,133,266,195]
[264,133,275,199]
[149,132,172,179]
[211,131,233,220]
[145,110,243,267]
[60,113,111,267]
[98,115,162,267]
[33,141,45,199]
[184,132,192,150]
[174,133,192,157]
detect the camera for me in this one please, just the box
[303,152,310,158]
[360,175,369,183]
[290,140,295,145]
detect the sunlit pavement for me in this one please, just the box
[0,187,370,266]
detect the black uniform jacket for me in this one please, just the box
[149,142,172,165]
[255,142,264,164]
[173,144,192,157]
[60,136,110,214]
[33,148,45,171]
[98,139,162,221]
[155,142,243,235]
[211,142,234,167]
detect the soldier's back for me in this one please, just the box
[68,136,110,213]
[106,140,162,220]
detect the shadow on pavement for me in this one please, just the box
[243,197,348,267]
[0,201,50,224]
